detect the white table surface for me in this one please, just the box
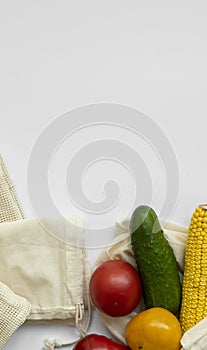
[1,1,207,349]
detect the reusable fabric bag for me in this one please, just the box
[0,155,91,350]
[0,155,31,349]
[0,216,91,349]
[94,218,207,350]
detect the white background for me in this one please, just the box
[1,1,207,349]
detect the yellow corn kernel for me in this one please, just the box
[180,204,207,332]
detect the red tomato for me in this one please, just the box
[73,334,129,350]
[89,260,142,317]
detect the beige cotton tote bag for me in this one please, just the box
[0,154,91,350]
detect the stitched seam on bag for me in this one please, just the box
[66,248,84,307]
[29,306,77,313]
[0,233,83,250]
[0,243,68,249]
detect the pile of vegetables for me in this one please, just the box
[73,204,207,350]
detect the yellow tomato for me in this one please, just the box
[125,307,182,350]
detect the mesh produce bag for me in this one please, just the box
[0,282,31,349]
[0,154,24,222]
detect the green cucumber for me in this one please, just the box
[130,205,181,314]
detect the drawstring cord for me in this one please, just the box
[43,292,92,350]
[43,339,63,350]
[75,303,87,338]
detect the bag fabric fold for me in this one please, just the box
[0,154,91,349]
[0,216,91,324]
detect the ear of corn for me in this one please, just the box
[180,204,207,332]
